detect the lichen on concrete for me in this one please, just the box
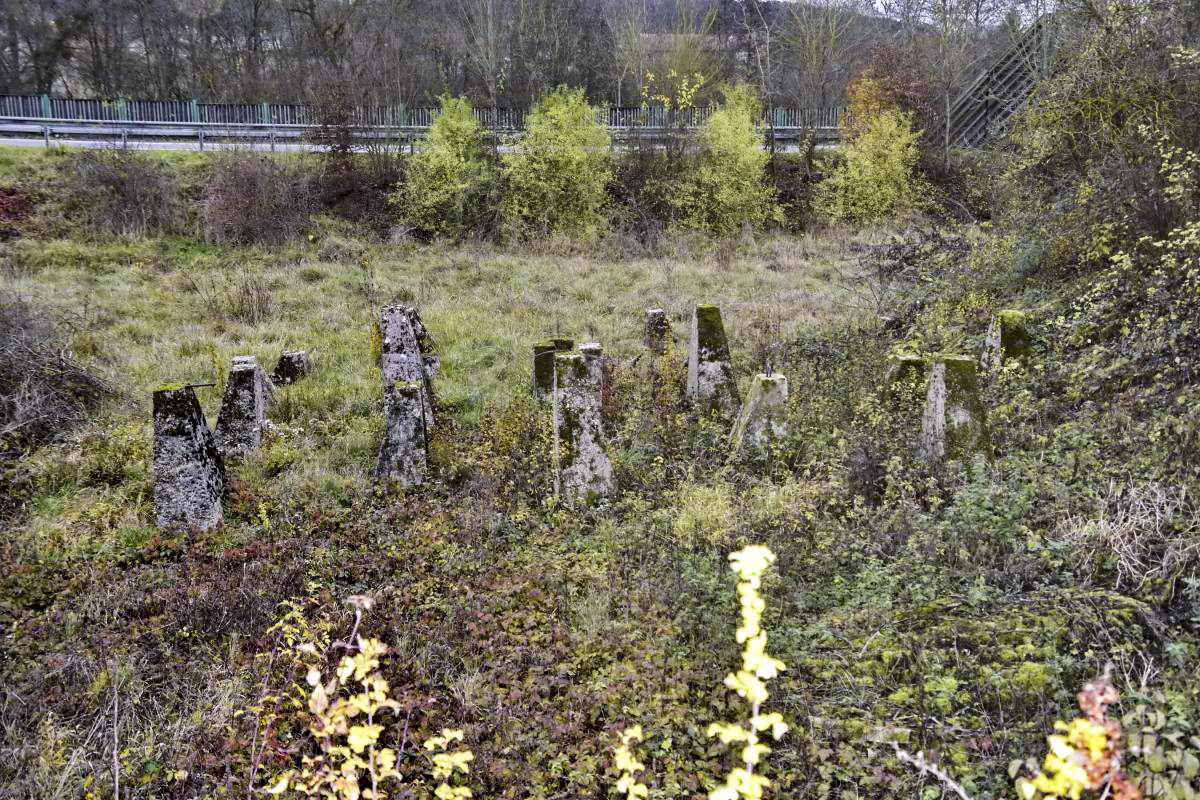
[374,380,428,487]
[552,352,612,506]
[644,308,673,355]
[214,356,272,457]
[153,385,225,530]
[580,342,604,408]
[381,305,437,428]
[686,304,740,417]
[731,373,789,460]
[919,355,991,464]
[980,309,1033,371]
[532,337,575,402]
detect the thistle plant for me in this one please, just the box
[707,545,788,800]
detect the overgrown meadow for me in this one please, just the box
[2,26,1200,800]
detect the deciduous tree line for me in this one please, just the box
[0,0,1037,110]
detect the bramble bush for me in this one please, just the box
[503,86,612,239]
[399,95,494,239]
[817,108,923,223]
[59,149,182,236]
[673,84,781,235]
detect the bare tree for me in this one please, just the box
[603,0,651,105]
[455,0,513,120]
[781,0,874,107]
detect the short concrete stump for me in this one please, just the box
[553,352,613,506]
[214,356,272,456]
[644,308,673,355]
[731,373,789,460]
[272,350,311,386]
[374,381,428,487]
[153,384,225,530]
[687,304,739,417]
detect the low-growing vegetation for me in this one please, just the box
[1,8,1199,800]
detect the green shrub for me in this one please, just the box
[503,87,612,238]
[399,95,493,239]
[816,108,923,223]
[673,83,780,235]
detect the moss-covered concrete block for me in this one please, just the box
[153,384,225,530]
[532,337,575,402]
[980,309,1033,371]
[553,352,612,506]
[888,353,929,388]
[731,373,789,460]
[374,381,428,487]
[687,304,739,417]
[580,342,604,406]
[918,355,991,464]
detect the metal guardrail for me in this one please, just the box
[0,115,841,151]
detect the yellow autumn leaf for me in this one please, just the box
[346,724,384,753]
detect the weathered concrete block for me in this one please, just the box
[232,355,275,403]
[406,307,441,378]
[381,305,436,428]
[918,356,990,464]
[153,385,225,530]
[580,342,604,406]
[374,381,428,487]
[687,304,739,417]
[214,356,272,456]
[731,373,789,459]
[553,352,613,506]
[272,350,312,386]
[532,337,575,402]
[980,310,1032,372]
[644,308,673,355]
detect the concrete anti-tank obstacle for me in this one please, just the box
[917,356,991,464]
[380,305,437,428]
[552,351,613,506]
[153,384,226,530]
[374,381,428,487]
[580,342,604,408]
[271,350,312,386]
[532,337,575,401]
[644,308,673,356]
[687,304,740,417]
[214,356,273,456]
[731,373,790,460]
[980,310,1032,372]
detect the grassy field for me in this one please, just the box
[3,224,875,562]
